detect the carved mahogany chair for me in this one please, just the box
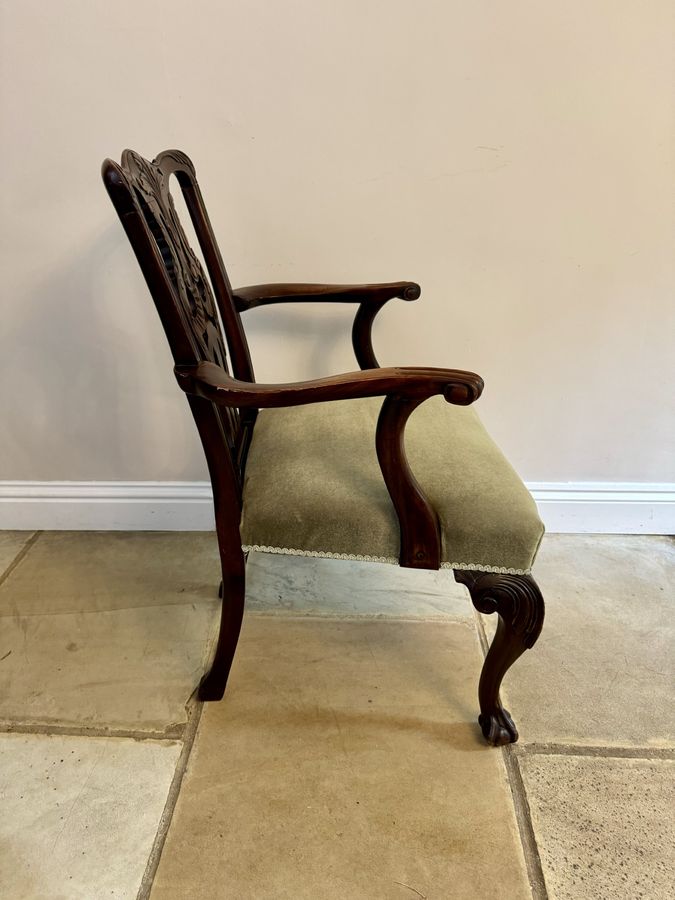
[102,149,545,746]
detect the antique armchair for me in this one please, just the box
[102,149,545,746]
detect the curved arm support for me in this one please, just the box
[376,395,442,568]
[352,299,386,369]
[175,361,483,409]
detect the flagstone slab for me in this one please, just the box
[0,732,181,900]
[519,752,675,899]
[0,531,220,617]
[0,603,216,732]
[151,615,530,900]
[0,531,220,731]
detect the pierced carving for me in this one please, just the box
[454,570,545,745]
[120,150,239,450]
[122,150,227,368]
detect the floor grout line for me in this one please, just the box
[502,746,549,900]
[136,697,204,900]
[473,608,549,900]
[473,606,490,657]
[0,598,219,620]
[517,742,675,761]
[0,607,470,622]
[0,530,42,588]
[0,721,186,741]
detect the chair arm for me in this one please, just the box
[176,361,483,570]
[174,361,483,409]
[232,281,420,370]
[231,281,420,312]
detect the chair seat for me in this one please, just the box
[240,396,544,574]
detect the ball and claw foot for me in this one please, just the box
[479,709,519,746]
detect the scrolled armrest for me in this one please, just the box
[174,361,483,409]
[232,281,420,312]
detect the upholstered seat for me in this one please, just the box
[241,396,544,574]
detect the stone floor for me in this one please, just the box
[0,532,673,899]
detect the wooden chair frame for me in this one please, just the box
[102,148,544,746]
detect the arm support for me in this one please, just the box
[175,361,484,570]
[232,281,421,369]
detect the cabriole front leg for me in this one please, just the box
[454,570,545,746]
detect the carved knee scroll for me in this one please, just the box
[454,570,545,745]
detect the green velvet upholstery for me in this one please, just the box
[240,396,544,574]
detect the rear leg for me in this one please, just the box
[199,553,246,701]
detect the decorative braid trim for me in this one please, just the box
[241,545,531,576]
[242,544,398,565]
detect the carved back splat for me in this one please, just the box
[102,149,255,492]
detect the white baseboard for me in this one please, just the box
[0,480,673,534]
[528,482,674,534]
[0,482,215,531]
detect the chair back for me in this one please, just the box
[102,149,255,499]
